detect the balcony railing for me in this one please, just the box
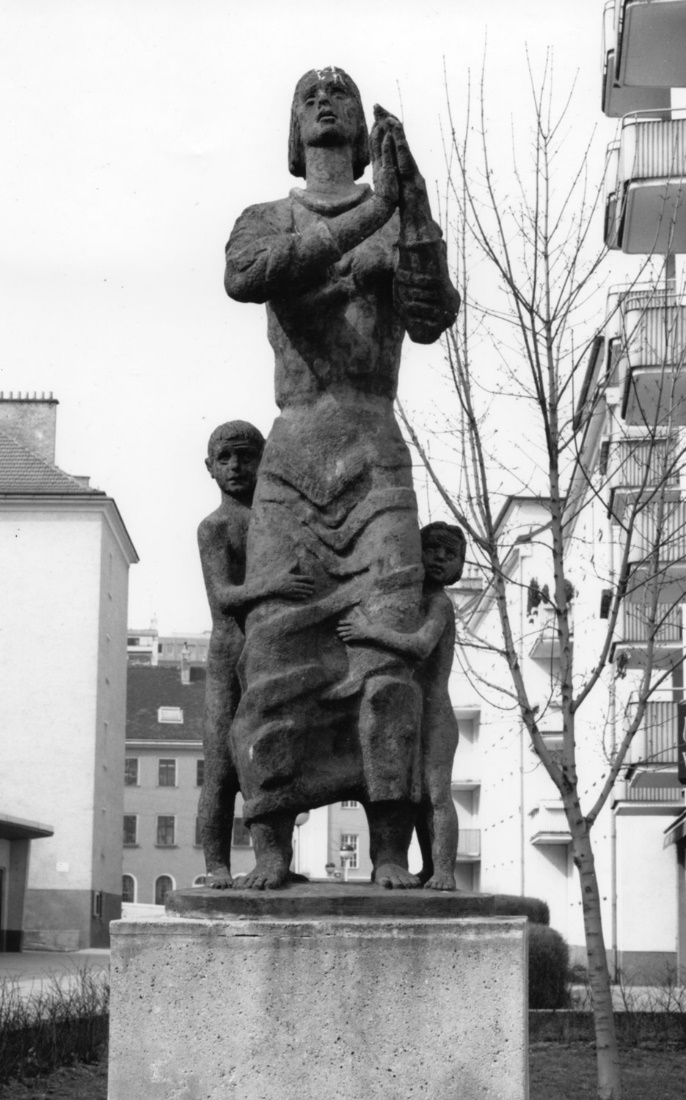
[622,601,682,642]
[456,828,481,860]
[626,697,680,765]
[612,438,680,489]
[615,1,686,89]
[628,499,686,565]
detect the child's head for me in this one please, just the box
[205,421,265,500]
[420,522,466,587]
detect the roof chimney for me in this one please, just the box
[0,392,58,463]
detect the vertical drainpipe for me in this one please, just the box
[519,548,527,897]
[607,414,619,983]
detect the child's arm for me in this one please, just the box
[198,520,313,614]
[336,596,448,661]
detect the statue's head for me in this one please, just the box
[288,66,370,180]
[420,522,467,587]
[205,420,265,501]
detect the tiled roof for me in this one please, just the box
[126,666,206,742]
[0,428,103,495]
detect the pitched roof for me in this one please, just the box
[0,427,103,495]
[126,665,206,742]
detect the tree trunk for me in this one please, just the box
[570,816,623,1100]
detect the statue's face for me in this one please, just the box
[207,441,261,499]
[295,70,360,150]
[422,535,464,587]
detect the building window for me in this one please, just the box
[193,875,208,887]
[156,816,176,846]
[341,800,358,809]
[341,834,359,869]
[127,637,140,647]
[155,875,174,905]
[122,875,135,904]
[194,816,203,847]
[158,759,177,787]
[123,815,138,846]
[158,706,183,724]
[196,759,205,787]
[232,817,252,847]
[124,758,139,786]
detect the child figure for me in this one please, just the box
[198,421,314,888]
[337,521,466,890]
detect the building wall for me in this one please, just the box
[89,520,130,944]
[616,811,678,977]
[0,507,130,949]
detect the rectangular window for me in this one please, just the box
[123,815,138,846]
[341,833,359,869]
[158,759,177,787]
[194,816,202,846]
[232,817,252,847]
[196,759,205,787]
[124,758,139,787]
[158,706,183,724]
[341,800,358,809]
[156,816,176,846]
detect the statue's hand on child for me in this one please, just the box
[336,607,375,643]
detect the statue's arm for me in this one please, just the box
[375,111,460,344]
[337,597,449,661]
[198,518,314,613]
[224,194,397,305]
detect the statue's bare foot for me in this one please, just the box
[374,863,421,889]
[206,866,233,890]
[423,871,456,892]
[288,871,310,884]
[233,861,290,890]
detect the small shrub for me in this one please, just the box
[493,893,550,926]
[0,966,109,1087]
[529,923,569,1010]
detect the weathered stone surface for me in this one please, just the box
[108,913,528,1100]
[222,67,461,889]
[167,880,494,920]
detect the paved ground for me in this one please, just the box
[0,950,109,1001]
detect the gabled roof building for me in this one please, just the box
[0,393,137,950]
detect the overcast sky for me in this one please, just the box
[1,0,615,632]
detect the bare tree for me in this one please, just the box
[400,56,686,1100]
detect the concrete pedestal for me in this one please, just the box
[109,886,528,1100]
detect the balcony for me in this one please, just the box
[611,600,683,668]
[602,2,670,118]
[610,437,680,491]
[615,1,686,88]
[623,497,686,569]
[528,605,572,662]
[529,802,572,846]
[616,288,686,423]
[625,694,681,766]
[456,828,481,861]
[608,112,686,255]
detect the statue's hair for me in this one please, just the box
[206,420,265,459]
[420,521,466,554]
[288,67,370,181]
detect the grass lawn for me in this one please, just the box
[0,1044,683,1098]
[530,1043,686,1100]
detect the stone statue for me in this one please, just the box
[223,67,460,889]
[338,521,466,890]
[197,421,314,887]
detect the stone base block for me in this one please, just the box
[109,909,528,1100]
